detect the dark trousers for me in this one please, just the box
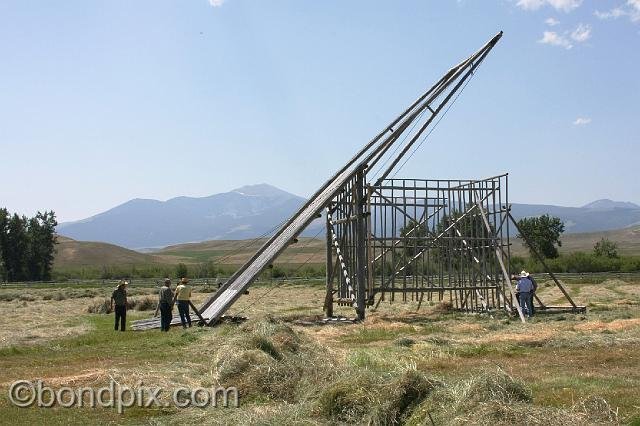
[177,300,191,328]
[530,293,536,315]
[114,305,126,331]
[159,302,173,331]
[519,291,533,317]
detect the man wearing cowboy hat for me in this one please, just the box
[173,277,192,328]
[515,270,534,318]
[110,279,128,331]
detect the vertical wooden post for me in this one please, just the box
[474,190,526,323]
[355,169,367,320]
[324,207,334,317]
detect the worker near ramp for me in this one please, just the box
[155,278,174,331]
[110,280,128,331]
[516,270,534,318]
[174,277,193,328]
[526,271,538,315]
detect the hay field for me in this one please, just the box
[0,277,638,425]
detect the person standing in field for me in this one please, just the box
[515,270,534,318]
[155,278,174,331]
[110,280,128,332]
[527,272,538,315]
[174,277,192,328]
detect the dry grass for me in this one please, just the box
[0,298,92,348]
[0,277,638,424]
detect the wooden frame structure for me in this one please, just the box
[324,174,584,322]
[133,31,583,331]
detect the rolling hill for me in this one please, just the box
[53,236,161,268]
[53,225,640,273]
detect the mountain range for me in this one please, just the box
[58,184,320,249]
[57,185,640,250]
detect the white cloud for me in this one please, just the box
[573,117,592,125]
[571,23,592,42]
[629,0,640,21]
[547,0,583,12]
[595,1,640,23]
[545,17,561,26]
[517,0,582,12]
[595,7,626,19]
[517,0,545,10]
[539,31,573,49]
[208,0,224,6]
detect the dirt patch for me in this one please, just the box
[574,318,640,332]
[41,369,108,387]
[483,328,557,344]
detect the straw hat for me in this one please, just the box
[520,270,529,278]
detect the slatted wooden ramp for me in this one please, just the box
[131,167,357,331]
[132,314,202,331]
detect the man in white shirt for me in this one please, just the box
[174,277,193,328]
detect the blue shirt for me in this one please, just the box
[516,277,533,293]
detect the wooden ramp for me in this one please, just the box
[131,167,357,331]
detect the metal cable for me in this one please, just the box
[234,227,325,315]
[390,66,480,180]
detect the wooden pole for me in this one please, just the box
[324,208,334,317]
[355,169,367,320]
[474,190,526,323]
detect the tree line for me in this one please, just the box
[0,208,58,282]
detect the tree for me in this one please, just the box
[0,208,58,282]
[4,214,29,281]
[432,211,489,267]
[0,208,7,281]
[26,211,58,280]
[517,214,565,259]
[176,263,188,279]
[593,238,619,258]
[397,219,429,275]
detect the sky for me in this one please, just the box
[1,0,638,222]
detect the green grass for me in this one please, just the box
[339,326,416,344]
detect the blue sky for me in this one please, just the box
[1,0,638,222]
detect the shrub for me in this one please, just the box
[394,337,416,347]
[593,238,619,258]
[87,298,112,314]
[0,292,19,302]
[134,296,156,311]
[53,292,67,301]
[18,293,36,302]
